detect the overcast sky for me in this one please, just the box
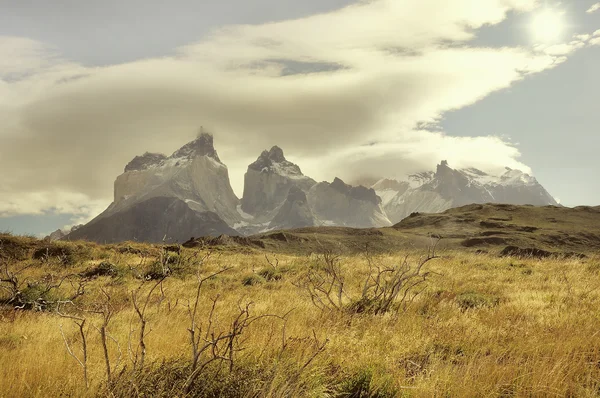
[1,0,599,235]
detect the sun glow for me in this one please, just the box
[530,8,566,43]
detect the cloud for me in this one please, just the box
[0,190,109,224]
[0,0,588,219]
[587,3,600,13]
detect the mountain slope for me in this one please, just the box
[308,177,392,228]
[68,197,238,244]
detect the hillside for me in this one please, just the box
[177,204,600,257]
[393,203,600,253]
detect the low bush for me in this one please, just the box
[456,291,501,310]
[258,266,282,282]
[242,273,265,286]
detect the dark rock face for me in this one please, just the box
[67,197,238,244]
[124,153,168,172]
[330,178,381,205]
[171,132,221,161]
[269,186,316,230]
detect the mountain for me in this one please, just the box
[374,161,558,224]
[68,197,238,244]
[307,177,392,228]
[241,146,316,219]
[45,224,83,241]
[103,132,240,225]
[45,229,67,241]
[65,132,560,243]
[67,133,240,243]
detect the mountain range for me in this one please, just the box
[63,133,558,243]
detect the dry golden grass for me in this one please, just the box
[1,236,600,397]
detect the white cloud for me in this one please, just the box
[587,3,600,13]
[0,190,109,222]
[0,0,587,219]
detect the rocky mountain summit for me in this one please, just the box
[241,146,316,218]
[65,133,558,244]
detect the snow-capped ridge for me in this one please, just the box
[370,160,557,224]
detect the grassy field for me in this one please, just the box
[1,233,600,397]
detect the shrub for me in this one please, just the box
[32,243,92,266]
[242,273,265,286]
[336,367,398,398]
[80,262,123,278]
[456,292,501,310]
[0,234,36,261]
[258,266,282,282]
[144,261,171,280]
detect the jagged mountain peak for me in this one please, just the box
[124,132,222,174]
[330,177,348,192]
[267,146,285,162]
[124,152,168,172]
[248,145,304,177]
[171,132,221,162]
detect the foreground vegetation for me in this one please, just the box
[1,233,600,397]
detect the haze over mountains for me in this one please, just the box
[66,133,558,243]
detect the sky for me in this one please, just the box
[0,0,599,236]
